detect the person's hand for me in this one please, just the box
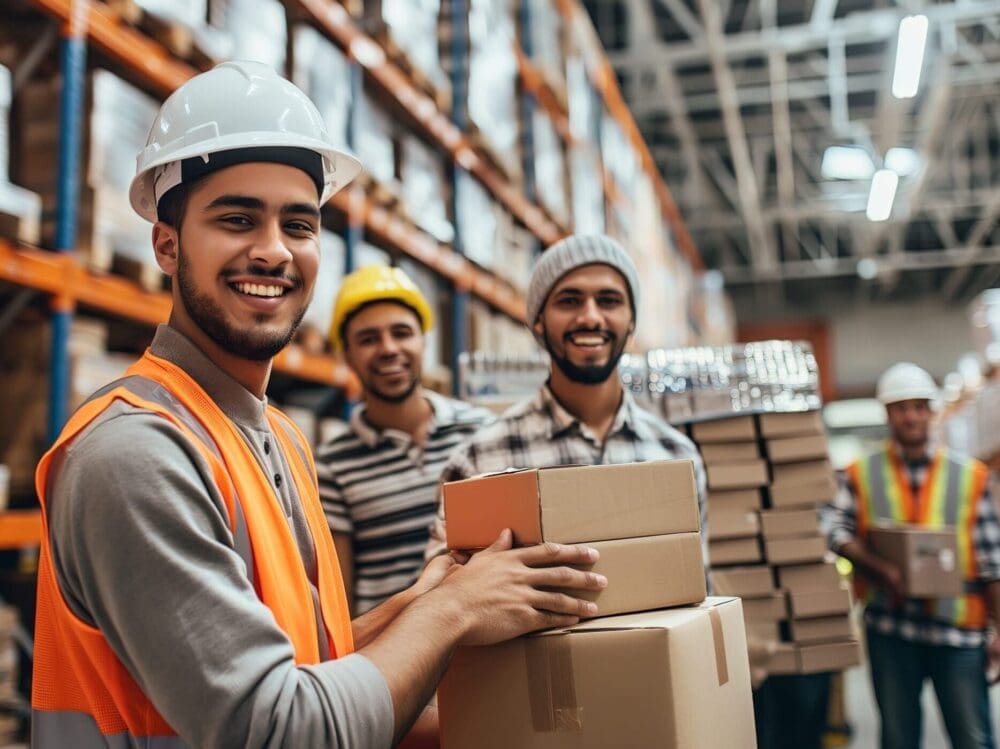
[432,529,607,647]
[411,555,461,597]
[986,635,1000,685]
[874,561,906,604]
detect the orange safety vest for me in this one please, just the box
[848,441,991,630]
[31,351,353,746]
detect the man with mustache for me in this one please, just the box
[427,234,707,558]
[316,265,493,615]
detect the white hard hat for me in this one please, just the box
[876,362,939,406]
[129,61,362,222]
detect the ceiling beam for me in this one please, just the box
[941,190,1000,298]
[655,0,704,42]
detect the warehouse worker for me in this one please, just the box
[825,362,1000,749]
[427,234,707,557]
[316,265,493,614]
[31,62,607,749]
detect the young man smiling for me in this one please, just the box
[316,265,493,614]
[31,62,607,749]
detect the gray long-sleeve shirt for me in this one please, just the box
[45,325,394,748]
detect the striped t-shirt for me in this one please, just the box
[316,391,493,613]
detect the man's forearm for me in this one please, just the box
[837,539,888,581]
[985,580,1000,627]
[352,587,418,650]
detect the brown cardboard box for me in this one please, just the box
[758,411,824,438]
[709,537,762,566]
[797,640,862,673]
[777,562,842,594]
[443,460,700,548]
[741,592,787,622]
[768,477,838,509]
[760,508,820,539]
[712,565,775,597]
[765,535,827,565]
[706,460,769,491]
[866,524,963,597]
[709,489,762,513]
[768,643,799,675]
[708,505,760,540]
[700,441,761,464]
[771,460,833,488]
[570,534,706,617]
[438,597,757,749]
[790,615,855,645]
[691,416,758,444]
[766,434,829,464]
[746,620,780,644]
[787,585,852,619]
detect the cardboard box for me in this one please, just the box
[760,508,820,539]
[746,620,780,645]
[709,537,762,566]
[708,505,760,540]
[777,562,842,594]
[766,434,829,464]
[569,534,706,617]
[443,460,700,548]
[712,565,775,598]
[768,643,799,675]
[787,585,852,619]
[700,441,761,464]
[767,477,838,509]
[765,535,827,565]
[706,460,769,491]
[797,640,862,674]
[758,411,824,438]
[709,489,762,513]
[741,593,787,622]
[866,524,963,597]
[790,615,855,645]
[691,416,757,444]
[438,598,757,749]
[770,460,833,488]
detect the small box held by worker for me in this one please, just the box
[866,524,963,597]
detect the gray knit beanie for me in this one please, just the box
[526,234,640,335]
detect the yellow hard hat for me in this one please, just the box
[330,264,434,351]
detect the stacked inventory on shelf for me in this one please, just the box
[0,63,41,245]
[692,410,862,676]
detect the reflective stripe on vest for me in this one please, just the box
[851,443,990,629]
[32,351,353,745]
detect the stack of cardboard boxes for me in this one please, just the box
[437,460,757,748]
[0,63,41,245]
[692,411,862,676]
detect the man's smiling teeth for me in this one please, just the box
[571,334,606,345]
[234,282,286,298]
[375,366,405,375]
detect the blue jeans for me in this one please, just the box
[867,627,995,749]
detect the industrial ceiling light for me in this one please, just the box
[885,147,922,177]
[892,15,929,99]
[856,257,879,280]
[866,169,899,221]
[821,145,875,180]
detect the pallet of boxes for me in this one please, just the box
[436,460,757,748]
[692,410,862,678]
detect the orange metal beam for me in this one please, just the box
[0,510,42,549]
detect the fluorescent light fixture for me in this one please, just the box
[856,257,879,280]
[821,146,875,180]
[866,169,899,221]
[892,15,929,99]
[885,147,922,177]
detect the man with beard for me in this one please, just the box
[427,234,707,559]
[826,362,1000,749]
[32,63,608,749]
[316,265,493,614]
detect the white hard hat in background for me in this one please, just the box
[876,362,939,407]
[129,61,362,222]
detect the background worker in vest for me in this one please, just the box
[316,265,493,614]
[32,62,608,749]
[825,362,1000,749]
[427,234,708,559]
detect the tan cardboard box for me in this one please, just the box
[709,489,762,513]
[790,615,855,645]
[746,620,780,644]
[771,460,834,488]
[787,584,852,619]
[765,535,827,565]
[712,565,775,597]
[797,640,862,674]
[741,592,787,622]
[443,460,699,548]
[760,508,820,539]
[777,562,842,594]
[766,434,829,464]
[706,460,769,491]
[708,505,760,540]
[709,537,762,566]
[438,597,757,749]
[768,643,799,675]
[700,441,761,464]
[569,533,706,617]
[692,416,758,444]
[768,477,838,509]
[758,411,824,438]
[866,524,963,597]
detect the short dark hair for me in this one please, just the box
[156,183,192,229]
[340,299,423,351]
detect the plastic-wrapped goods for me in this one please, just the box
[88,72,160,195]
[354,93,396,185]
[382,0,447,90]
[400,135,453,243]
[134,0,207,28]
[523,0,564,83]
[601,114,637,196]
[532,109,569,227]
[292,25,352,152]
[209,0,286,72]
[456,171,497,269]
[301,230,346,340]
[567,56,599,143]
[570,146,605,236]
